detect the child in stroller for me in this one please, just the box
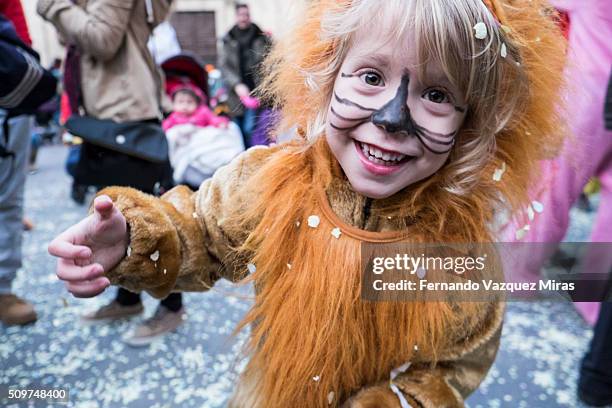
[161,54,245,189]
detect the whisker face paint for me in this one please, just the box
[333,92,378,112]
[330,72,460,155]
[330,106,371,122]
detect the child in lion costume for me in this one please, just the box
[49,0,566,406]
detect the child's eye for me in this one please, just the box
[359,71,385,87]
[423,89,450,104]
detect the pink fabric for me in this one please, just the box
[509,0,612,326]
[162,106,229,131]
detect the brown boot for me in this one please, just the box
[0,294,37,326]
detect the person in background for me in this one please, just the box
[162,85,229,133]
[219,3,270,148]
[576,72,612,408]
[506,0,612,327]
[37,0,185,347]
[0,0,38,326]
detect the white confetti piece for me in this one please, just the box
[192,212,198,219]
[163,269,167,275]
[527,205,535,221]
[307,215,320,228]
[416,267,427,279]
[127,246,132,257]
[493,162,507,182]
[287,263,292,270]
[473,22,487,39]
[312,375,320,382]
[515,226,529,240]
[296,221,301,227]
[414,344,419,352]
[150,250,159,262]
[331,228,341,239]
[387,216,393,220]
[247,263,257,274]
[532,200,544,213]
[327,391,334,405]
[501,43,508,58]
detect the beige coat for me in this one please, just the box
[37,0,171,122]
[99,142,504,407]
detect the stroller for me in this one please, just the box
[161,53,245,189]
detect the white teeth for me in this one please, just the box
[359,142,407,164]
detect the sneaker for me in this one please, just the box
[81,300,144,323]
[0,294,37,326]
[122,306,185,347]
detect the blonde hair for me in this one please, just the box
[260,0,566,212]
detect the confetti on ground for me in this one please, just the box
[1,145,598,408]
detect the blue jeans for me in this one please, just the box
[0,112,32,294]
[233,108,258,148]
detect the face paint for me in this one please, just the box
[325,23,467,199]
[331,73,459,154]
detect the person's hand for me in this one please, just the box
[234,83,250,98]
[48,195,129,297]
[240,95,260,109]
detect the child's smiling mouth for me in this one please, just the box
[353,140,416,176]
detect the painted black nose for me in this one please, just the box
[371,74,416,134]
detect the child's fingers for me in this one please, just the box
[56,259,104,282]
[65,277,110,298]
[48,235,92,260]
[93,195,115,220]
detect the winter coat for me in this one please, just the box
[98,138,504,408]
[162,105,228,131]
[219,23,271,117]
[37,0,171,122]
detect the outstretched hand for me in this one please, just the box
[48,195,129,298]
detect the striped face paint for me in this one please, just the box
[330,72,463,155]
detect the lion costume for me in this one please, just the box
[97,0,566,406]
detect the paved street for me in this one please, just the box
[0,144,602,407]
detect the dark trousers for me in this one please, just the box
[579,302,612,403]
[116,287,183,312]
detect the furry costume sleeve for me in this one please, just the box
[96,145,277,298]
[345,302,504,408]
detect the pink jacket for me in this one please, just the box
[162,106,229,131]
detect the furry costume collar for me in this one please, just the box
[228,138,495,407]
